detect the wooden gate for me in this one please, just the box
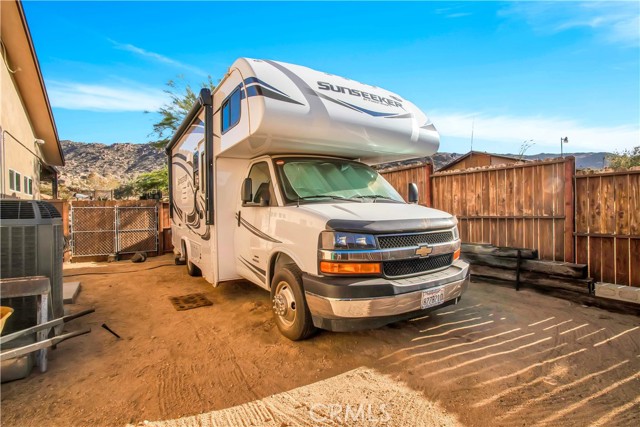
[575,170,640,286]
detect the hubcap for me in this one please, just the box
[273,281,297,327]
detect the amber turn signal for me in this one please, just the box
[453,248,461,260]
[320,261,381,275]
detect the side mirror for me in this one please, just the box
[408,183,419,204]
[241,178,252,203]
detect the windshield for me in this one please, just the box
[273,157,404,204]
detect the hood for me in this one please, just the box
[299,202,456,234]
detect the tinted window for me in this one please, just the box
[9,170,14,191]
[221,87,241,133]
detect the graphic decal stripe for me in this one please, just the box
[263,60,331,118]
[309,89,362,113]
[239,258,265,282]
[384,112,414,119]
[235,213,282,243]
[307,90,407,118]
[240,256,266,275]
[246,86,304,105]
[337,99,403,117]
[243,77,288,96]
[172,161,191,176]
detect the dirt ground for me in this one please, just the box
[1,254,639,427]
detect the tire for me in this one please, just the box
[184,247,201,277]
[270,265,317,341]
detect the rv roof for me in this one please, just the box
[170,58,440,165]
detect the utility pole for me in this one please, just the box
[560,136,568,158]
[470,119,474,152]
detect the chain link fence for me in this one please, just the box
[116,206,157,254]
[71,205,157,257]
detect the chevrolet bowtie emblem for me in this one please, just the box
[415,245,433,257]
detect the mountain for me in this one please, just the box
[56,140,611,193]
[521,152,609,169]
[58,140,165,191]
[379,151,612,171]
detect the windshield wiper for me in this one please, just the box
[297,194,354,201]
[350,194,400,203]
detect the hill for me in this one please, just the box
[58,140,165,192]
[55,140,611,194]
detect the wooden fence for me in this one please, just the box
[431,158,575,263]
[575,170,640,286]
[382,157,639,287]
[379,164,432,207]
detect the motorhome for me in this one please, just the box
[167,58,469,340]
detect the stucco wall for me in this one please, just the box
[1,53,43,199]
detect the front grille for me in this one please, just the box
[383,253,453,277]
[377,231,453,249]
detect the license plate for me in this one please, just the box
[421,287,445,309]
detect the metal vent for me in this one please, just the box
[0,226,38,278]
[36,201,62,219]
[377,231,454,249]
[0,200,64,330]
[0,201,36,220]
[383,253,453,278]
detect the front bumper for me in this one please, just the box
[303,259,470,331]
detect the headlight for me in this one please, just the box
[320,231,377,250]
[452,226,459,240]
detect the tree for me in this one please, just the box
[607,146,640,170]
[517,139,535,161]
[114,182,136,200]
[134,167,169,194]
[148,76,216,148]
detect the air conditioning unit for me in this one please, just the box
[0,200,65,332]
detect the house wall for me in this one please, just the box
[0,54,43,200]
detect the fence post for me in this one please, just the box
[564,157,576,262]
[157,202,164,256]
[425,163,433,207]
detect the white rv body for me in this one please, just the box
[168,58,468,338]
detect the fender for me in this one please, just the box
[267,247,308,287]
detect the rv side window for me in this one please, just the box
[221,88,241,133]
[245,162,272,206]
[193,150,200,188]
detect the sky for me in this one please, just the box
[22,0,640,154]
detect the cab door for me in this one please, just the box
[234,160,278,289]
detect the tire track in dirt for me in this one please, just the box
[133,367,463,427]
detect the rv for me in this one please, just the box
[167,58,469,340]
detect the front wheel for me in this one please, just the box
[271,265,316,341]
[184,248,201,277]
